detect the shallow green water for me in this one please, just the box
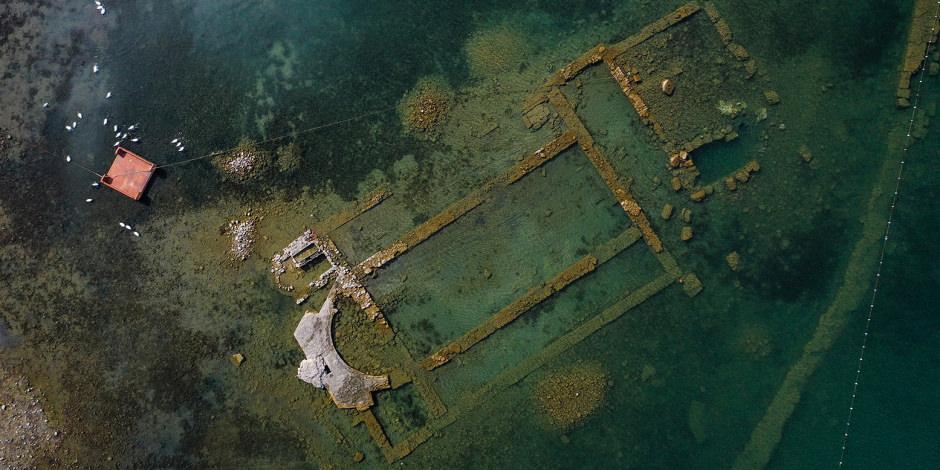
[0,0,937,468]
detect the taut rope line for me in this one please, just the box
[837,2,939,467]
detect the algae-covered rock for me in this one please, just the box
[763,90,780,105]
[465,24,530,78]
[726,251,740,271]
[670,176,682,192]
[798,144,813,163]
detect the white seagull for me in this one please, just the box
[77,112,83,119]
[119,222,126,228]
[65,125,72,132]
[66,155,71,162]
[105,92,112,99]
[42,102,49,108]
[93,64,99,73]
[132,231,140,237]
[178,146,185,152]
[92,182,99,187]
[103,118,108,126]
[85,198,94,203]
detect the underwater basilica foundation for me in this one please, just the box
[262,1,938,464]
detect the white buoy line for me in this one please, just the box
[837,3,939,467]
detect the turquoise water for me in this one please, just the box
[0,0,937,467]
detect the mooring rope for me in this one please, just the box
[837,2,939,467]
[97,105,398,179]
[61,71,625,180]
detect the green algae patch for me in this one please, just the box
[275,141,302,174]
[533,361,608,430]
[464,23,531,78]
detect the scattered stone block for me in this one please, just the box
[690,189,707,202]
[724,176,737,191]
[671,176,682,192]
[681,208,693,224]
[661,78,676,95]
[763,90,780,105]
[726,251,740,271]
[523,103,551,130]
[798,144,813,163]
[681,225,694,241]
[681,273,703,297]
[661,203,674,220]
[231,353,245,367]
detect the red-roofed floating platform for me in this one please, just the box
[101,147,156,201]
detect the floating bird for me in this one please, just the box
[119,222,126,228]
[42,102,49,108]
[125,224,132,231]
[128,124,137,131]
[85,198,94,203]
[131,138,139,142]
[92,64,99,73]
[95,0,101,6]
[178,146,185,152]
[77,112,83,119]
[171,138,179,144]
[103,118,108,126]
[120,133,128,139]
[113,124,118,132]
[100,7,105,15]
[91,182,99,187]
[65,155,71,162]
[113,141,120,147]
[105,92,112,99]
[72,121,77,128]
[132,231,140,237]
[65,125,72,132]
[114,132,121,138]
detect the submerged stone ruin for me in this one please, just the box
[270,1,782,463]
